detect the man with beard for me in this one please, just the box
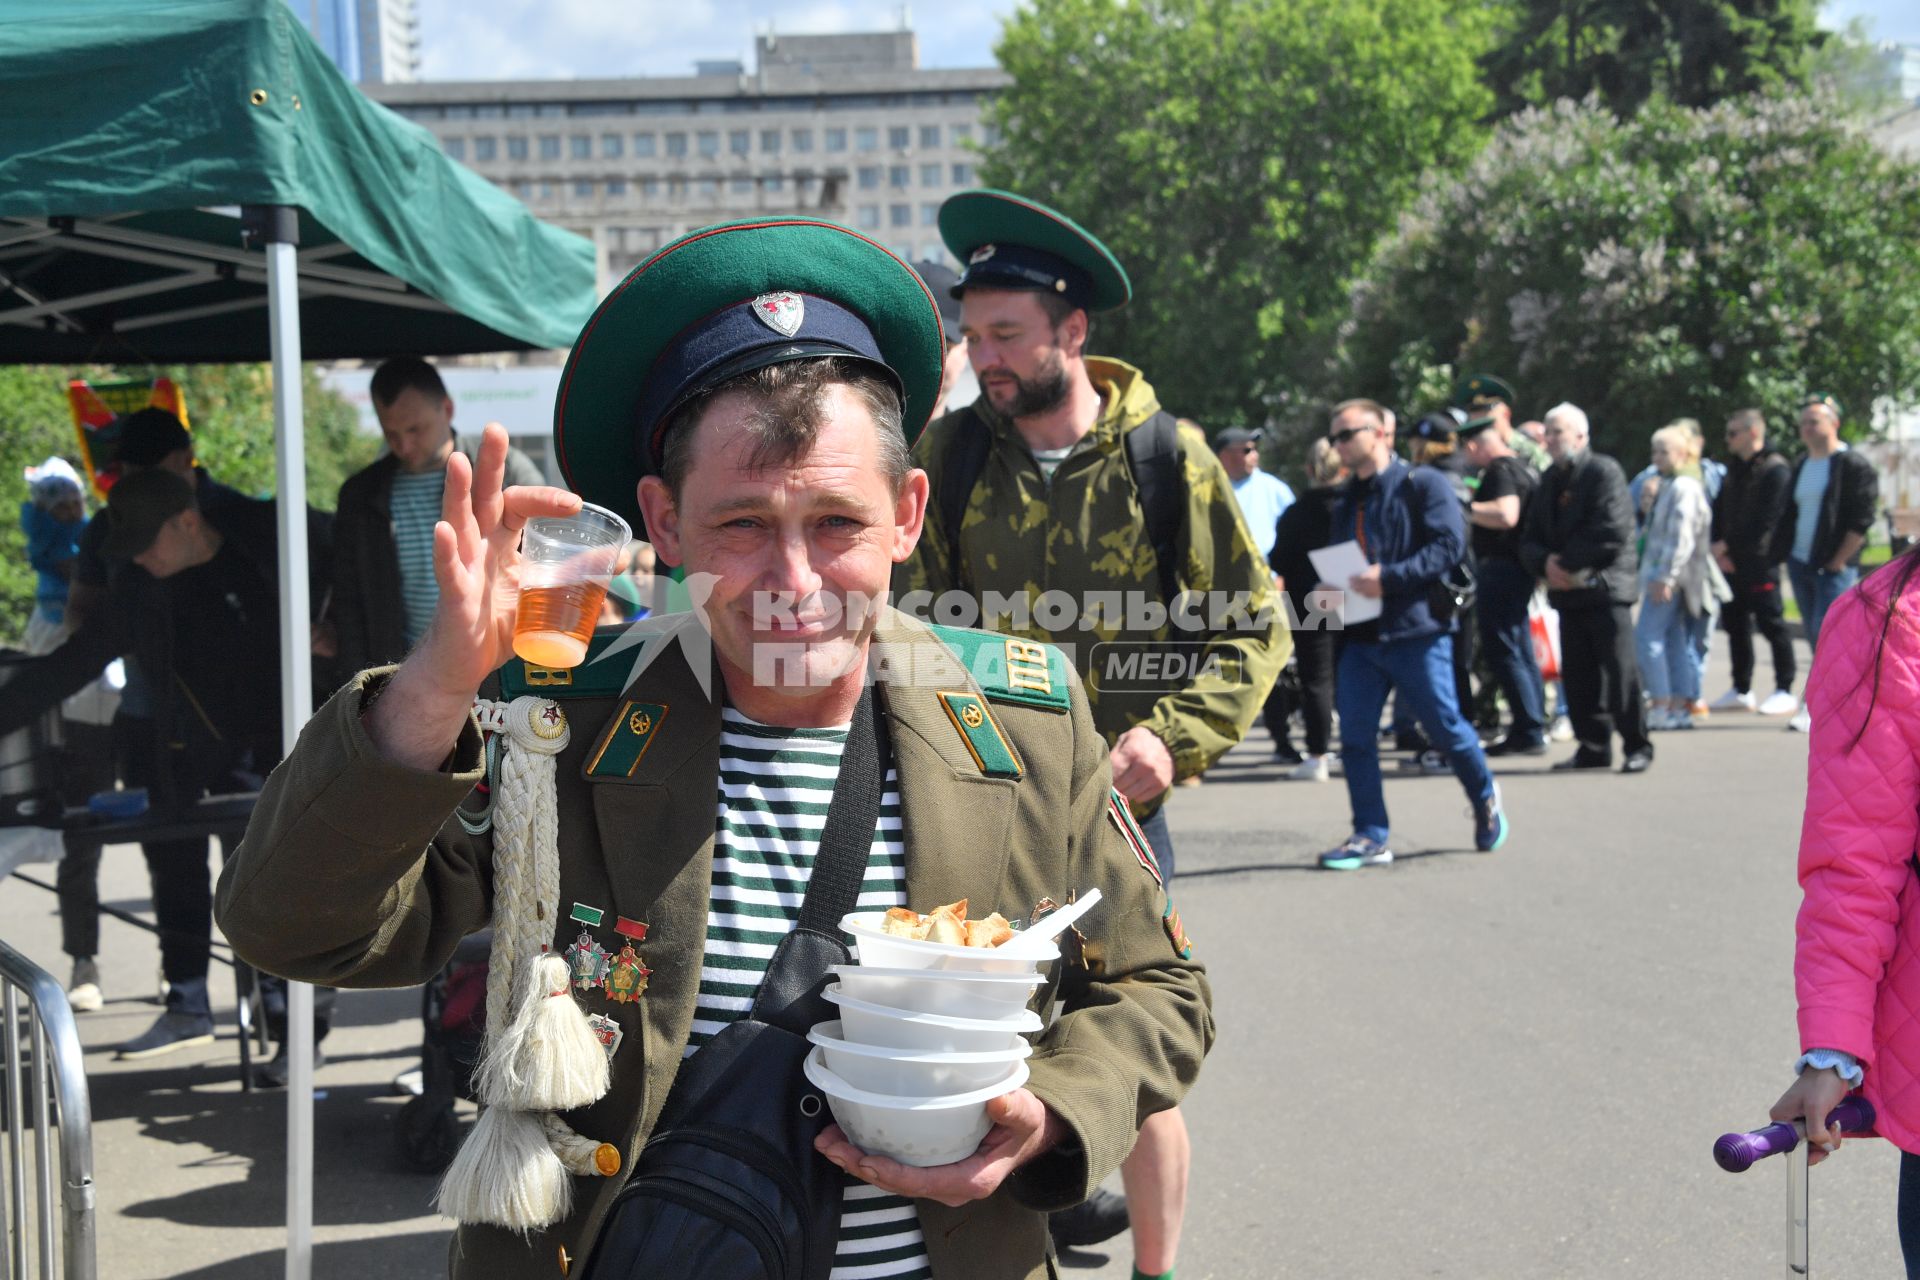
[896,189,1286,1280]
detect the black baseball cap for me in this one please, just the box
[1215,426,1263,448]
[102,468,195,559]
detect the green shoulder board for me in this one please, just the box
[498,628,649,700]
[923,622,1071,715]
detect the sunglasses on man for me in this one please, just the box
[1328,425,1371,445]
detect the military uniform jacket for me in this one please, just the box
[215,608,1213,1280]
[894,357,1289,796]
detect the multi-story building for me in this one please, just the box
[368,31,1009,281]
[288,0,419,83]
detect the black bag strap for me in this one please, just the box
[938,408,993,591]
[795,681,889,935]
[940,405,1187,604]
[1127,410,1186,605]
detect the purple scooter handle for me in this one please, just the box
[1714,1095,1877,1172]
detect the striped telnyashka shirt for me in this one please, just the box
[683,708,932,1280]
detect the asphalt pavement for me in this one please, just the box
[0,628,1892,1279]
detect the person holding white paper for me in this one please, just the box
[1316,399,1509,870]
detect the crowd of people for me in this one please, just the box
[1201,380,1880,871]
[2,177,1896,1280]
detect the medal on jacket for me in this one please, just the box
[565,930,610,992]
[604,943,651,1003]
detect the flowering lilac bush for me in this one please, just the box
[1337,94,1920,462]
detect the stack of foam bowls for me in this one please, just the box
[802,911,1059,1167]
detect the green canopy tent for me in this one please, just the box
[0,3,597,1276]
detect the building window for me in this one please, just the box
[920,124,941,148]
[951,162,972,185]
[641,178,660,197]
[920,163,940,187]
[574,179,595,198]
[695,178,719,199]
[509,104,537,119]
[474,104,503,119]
[514,181,533,199]
[921,203,940,225]
[759,129,780,153]
[856,205,882,229]
[857,166,881,190]
[889,165,909,189]
[539,135,561,160]
[442,137,466,161]
[889,125,910,149]
[764,173,784,192]
[666,132,688,158]
[607,178,628,196]
[697,131,720,157]
[634,133,657,157]
[951,123,973,144]
[730,130,750,156]
[507,136,529,161]
[855,126,879,151]
[570,135,592,159]
[825,127,847,152]
[792,128,814,152]
[538,181,555,201]
[601,133,624,158]
[730,176,753,194]
[473,136,497,162]
[889,203,911,228]
[982,125,1002,146]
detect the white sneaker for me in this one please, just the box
[1710,688,1757,712]
[1289,755,1330,782]
[1758,690,1799,717]
[66,959,102,1014]
[1547,715,1574,742]
[1789,707,1812,733]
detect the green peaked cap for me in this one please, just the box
[938,188,1132,312]
[553,218,946,535]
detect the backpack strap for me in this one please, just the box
[938,406,994,591]
[1127,410,1186,604]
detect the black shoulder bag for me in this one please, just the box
[582,685,890,1280]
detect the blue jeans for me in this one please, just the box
[1787,559,1858,653]
[1476,558,1547,742]
[1634,594,1709,703]
[1336,633,1496,845]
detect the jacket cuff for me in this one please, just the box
[1798,1007,1875,1068]
[1009,1047,1136,1211]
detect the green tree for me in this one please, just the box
[0,364,375,642]
[1481,0,1825,119]
[982,0,1496,431]
[1334,93,1920,467]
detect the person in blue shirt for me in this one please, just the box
[1316,399,1508,869]
[1212,425,1294,560]
[19,457,86,653]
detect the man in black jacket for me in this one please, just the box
[331,358,542,681]
[1519,403,1653,774]
[1710,409,1797,716]
[1774,394,1878,732]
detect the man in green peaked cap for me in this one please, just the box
[217,218,1212,1280]
[897,191,1285,1280]
[1454,372,1549,471]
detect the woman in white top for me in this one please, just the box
[1635,421,1729,729]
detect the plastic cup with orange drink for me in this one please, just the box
[512,503,632,669]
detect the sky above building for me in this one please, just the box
[417,0,1919,82]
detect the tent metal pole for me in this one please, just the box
[252,204,315,1280]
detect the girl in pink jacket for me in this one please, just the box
[1773,547,1920,1270]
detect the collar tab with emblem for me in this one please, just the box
[586,699,670,779]
[936,690,1022,779]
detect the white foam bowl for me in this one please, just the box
[808,1020,1034,1096]
[804,1046,1029,1168]
[823,984,1040,1053]
[841,911,1058,974]
[828,963,1043,1022]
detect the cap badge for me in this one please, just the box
[968,244,997,265]
[751,291,804,338]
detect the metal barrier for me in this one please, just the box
[0,938,94,1280]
